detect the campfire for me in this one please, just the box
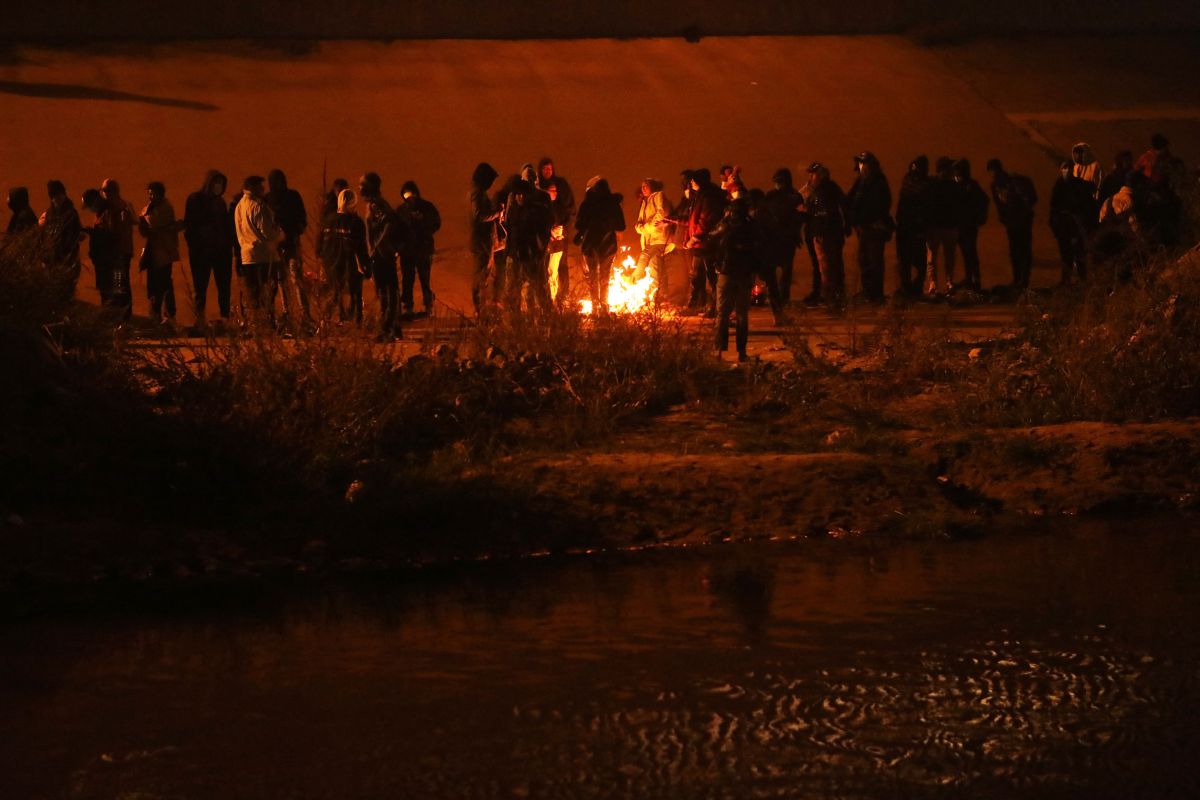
[579,249,657,315]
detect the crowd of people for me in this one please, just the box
[2,133,1188,358]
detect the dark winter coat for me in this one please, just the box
[41,199,82,266]
[504,198,553,263]
[85,200,120,267]
[365,198,403,262]
[992,170,1038,227]
[574,180,626,258]
[317,211,370,276]
[397,188,442,259]
[684,181,727,251]
[896,171,931,233]
[712,205,761,278]
[804,180,847,240]
[925,176,967,229]
[1050,175,1098,233]
[266,173,308,250]
[845,171,892,229]
[184,170,232,260]
[6,188,38,234]
[763,185,803,247]
[960,179,990,228]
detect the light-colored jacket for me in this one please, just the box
[635,190,673,248]
[138,199,180,267]
[235,191,282,264]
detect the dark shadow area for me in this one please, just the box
[0,80,217,110]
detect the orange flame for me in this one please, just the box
[579,248,657,315]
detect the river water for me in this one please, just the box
[2,521,1198,799]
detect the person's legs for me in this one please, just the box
[212,257,232,320]
[960,225,981,289]
[714,273,734,352]
[704,253,719,315]
[417,252,434,311]
[598,251,613,310]
[191,256,213,324]
[734,274,750,357]
[686,250,705,309]
[492,249,507,306]
[347,268,364,324]
[804,235,821,302]
[471,249,490,314]
[147,264,163,321]
[755,264,786,323]
[112,256,132,317]
[162,263,176,320]
[94,256,114,306]
[776,243,796,304]
[400,252,416,313]
[815,234,845,302]
[375,256,400,337]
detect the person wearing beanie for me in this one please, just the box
[397,180,441,317]
[317,187,370,324]
[266,169,313,333]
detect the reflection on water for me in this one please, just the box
[2,521,1199,798]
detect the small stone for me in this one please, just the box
[968,347,983,359]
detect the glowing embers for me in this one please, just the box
[579,251,657,315]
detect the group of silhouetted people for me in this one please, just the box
[2,133,1187,357]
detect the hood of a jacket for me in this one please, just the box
[267,169,288,194]
[1072,142,1096,164]
[201,169,228,195]
[771,168,794,190]
[7,186,30,212]
[472,162,498,189]
[909,156,929,177]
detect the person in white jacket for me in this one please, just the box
[234,175,283,327]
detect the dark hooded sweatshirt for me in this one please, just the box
[764,169,803,247]
[184,170,232,260]
[6,187,38,234]
[397,181,442,259]
[42,197,82,266]
[574,179,626,259]
[266,170,308,251]
[896,157,931,233]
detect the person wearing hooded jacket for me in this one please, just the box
[397,181,441,316]
[1071,143,1103,199]
[504,180,554,314]
[844,151,892,303]
[574,176,626,313]
[763,167,803,303]
[138,181,181,327]
[954,159,989,291]
[265,169,313,331]
[1050,161,1096,285]
[317,188,370,324]
[468,163,501,314]
[184,170,233,327]
[40,180,82,287]
[6,187,38,236]
[895,157,930,298]
[634,178,673,304]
